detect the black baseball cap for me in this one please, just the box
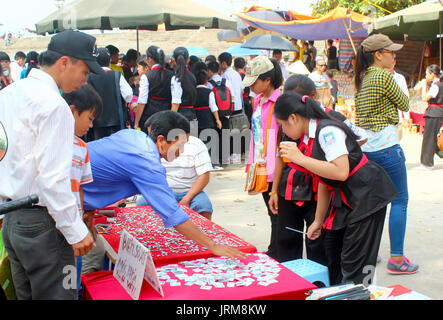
[47,30,103,74]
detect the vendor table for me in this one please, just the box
[81,253,317,300]
[98,205,257,267]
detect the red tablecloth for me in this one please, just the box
[100,206,257,266]
[82,254,317,300]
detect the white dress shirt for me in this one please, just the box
[0,68,89,245]
[171,76,184,105]
[221,67,244,111]
[197,84,218,112]
[9,61,24,83]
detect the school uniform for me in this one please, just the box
[138,65,174,129]
[309,118,397,285]
[420,80,443,167]
[277,131,327,265]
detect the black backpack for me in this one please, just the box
[209,79,234,117]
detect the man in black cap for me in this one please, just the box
[0,30,103,300]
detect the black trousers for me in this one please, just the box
[216,116,230,165]
[420,116,443,167]
[323,207,386,285]
[261,183,278,260]
[276,197,327,265]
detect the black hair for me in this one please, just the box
[284,74,316,96]
[173,46,190,83]
[24,51,39,78]
[144,110,190,141]
[207,61,220,74]
[146,45,165,65]
[189,55,200,67]
[257,58,283,89]
[195,70,208,86]
[273,49,282,56]
[38,50,78,67]
[218,52,232,67]
[137,55,148,67]
[427,64,443,79]
[328,39,333,45]
[274,91,357,140]
[106,45,119,56]
[309,41,315,46]
[354,44,375,91]
[14,51,26,60]
[0,52,10,62]
[205,55,217,63]
[191,61,208,76]
[234,57,246,70]
[124,49,138,63]
[62,83,103,119]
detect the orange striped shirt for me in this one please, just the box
[71,136,93,216]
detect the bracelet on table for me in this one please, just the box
[269,191,278,196]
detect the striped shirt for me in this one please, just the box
[161,136,213,193]
[355,66,409,132]
[71,136,93,216]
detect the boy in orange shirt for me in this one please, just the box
[62,84,103,298]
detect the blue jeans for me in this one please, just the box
[136,191,213,214]
[364,144,408,257]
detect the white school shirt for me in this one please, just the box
[102,67,133,103]
[221,67,244,112]
[171,76,186,105]
[137,64,162,105]
[161,136,213,193]
[9,61,24,82]
[392,71,410,122]
[0,68,89,245]
[307,119,349,162]
[197,85,218,112]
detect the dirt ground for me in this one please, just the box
[207,130,443,300]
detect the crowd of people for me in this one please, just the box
[1,29,436,300]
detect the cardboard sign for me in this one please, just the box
[113,229,163,300]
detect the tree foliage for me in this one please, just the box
[311,0,428,17]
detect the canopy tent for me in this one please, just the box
[371,0,443,69]
[371,0,443,41]
[217,6,313,43]
[35,0,237,51]
[234,7,371,54]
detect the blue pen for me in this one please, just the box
[285,226,308,236]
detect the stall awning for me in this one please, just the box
[234,7,371,41]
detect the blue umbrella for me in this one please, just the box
[186,46,209,56]
[241,34,297,51]
[226,44,266,57]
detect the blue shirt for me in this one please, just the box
[83,129,190,228]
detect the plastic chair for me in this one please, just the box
[282,259,330,287]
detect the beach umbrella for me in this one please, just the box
[226,44,266,56]
[35,0,236,51]
[186,46,209,56]
[241,34,297,51]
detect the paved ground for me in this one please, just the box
[207,130,443,299]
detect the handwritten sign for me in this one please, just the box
[113,229,164,300]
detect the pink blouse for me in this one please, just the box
[246,88,281,182]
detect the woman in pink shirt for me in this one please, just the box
[243,56,283,259]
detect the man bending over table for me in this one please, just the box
[82,110,245,262]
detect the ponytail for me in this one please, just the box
[354,45,374,92]
[147,45,166,81]
[274,91,358,141]
[173,47,189,83]
[427,64,443,81]
[24,51,39,78]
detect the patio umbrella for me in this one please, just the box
[186,46,209,56]
[371,0,443,65]
[241,34,297,51]
[226,43,266,56]
[35,0,237,51]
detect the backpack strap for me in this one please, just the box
[221,78,226,87]
[209,80,217,87]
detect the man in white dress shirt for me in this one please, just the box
[0,30,103,300]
